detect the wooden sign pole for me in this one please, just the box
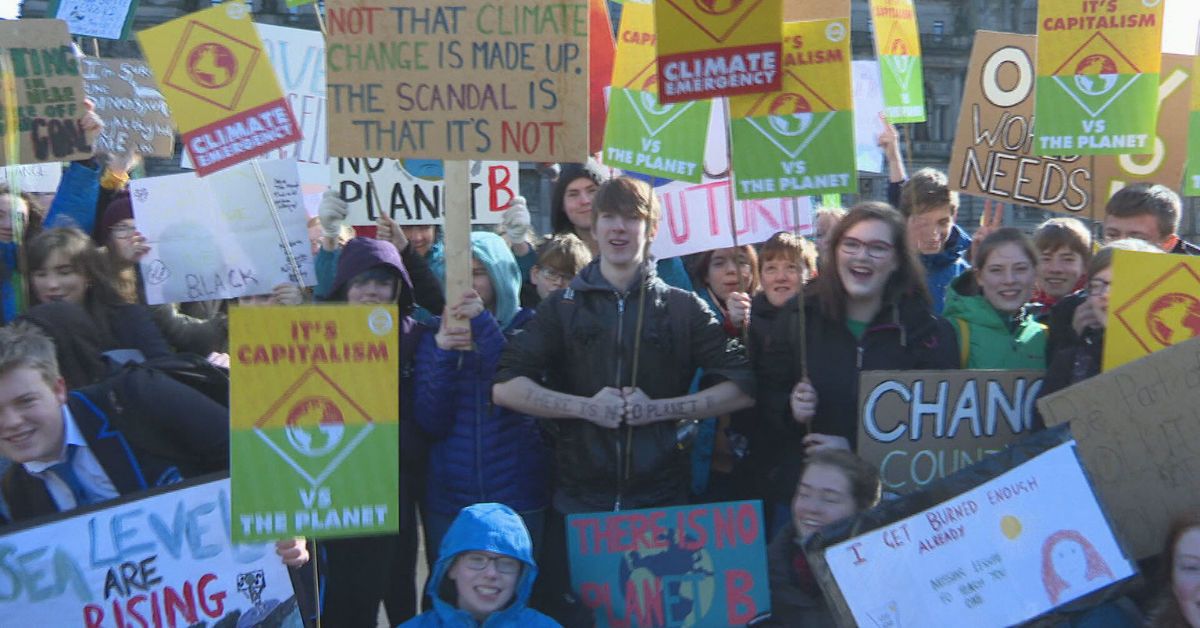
[442,160,472,346]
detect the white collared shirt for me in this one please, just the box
[23,405,119,511]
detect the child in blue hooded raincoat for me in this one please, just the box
[415,232,550,566]
[400,503,560,628]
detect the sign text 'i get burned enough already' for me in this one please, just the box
[324,1,589,161]
[138,1,301,175]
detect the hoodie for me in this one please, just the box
[942,273,1046,369]
[400,503,559,628]
[469,232,521,329]
[921,224,972,314]
[326,237,412,303]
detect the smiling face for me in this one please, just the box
[704,247,752,303]
[792,464,857,541]
[562,177,599,231]
[448,550,521,622]
[1173,528,1200,628]
[0,195,29,244]
[0,366,66,465]
[1037,246,1086,300]
[402,225,437,257]
[761,257,806,308]
[595,210,650,270]
[836,219,899,305]
[32,250,88,305]
[977,242,1037,315]
[907,206,954,255]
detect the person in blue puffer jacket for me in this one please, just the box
[415,232,550,569]
[399,503,559,628]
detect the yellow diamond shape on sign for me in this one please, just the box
[163,20,261,111]
[1106,252,1200,371]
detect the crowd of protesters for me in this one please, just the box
[2,105,1200,628]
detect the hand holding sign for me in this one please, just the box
[80,99,104,148]
[375,214,408,254]
[802,432,850,454]
[727,291,752,328]
[274,538,309,568]
[790,378,818,424]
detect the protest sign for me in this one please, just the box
[568,501,770,627]
[852,60,885,174]
[81,58,174,157]
[256,24,326,195]
[650,176,813,260]
[1187,54,1200,196]
[138,1,301,176]
[49,0,137,40]
[653,0,781,103]
[332,158,516,226]
[0,476,300,627]
[589,0,616,154]
[1102,250,1200,371]
[0,0,18,20]
[729,17,855,200]
[1039,337,1200,560]
[857,370,1044,493]
[1,162,61,192]
[1034,0,1163,156]
[604,1,710,182]
[323,0,588,162]
[817,439,1135,627]
[230,304,400,542]
[0,20,91,167]
[951,32,1191,218]
[129,159,313,305]
[868,0,925,123]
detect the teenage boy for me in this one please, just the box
[527,232,592,304]
[896,169,971,313]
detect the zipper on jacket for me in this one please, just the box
[614,292,627,511]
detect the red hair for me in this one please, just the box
[1040,529,1114,604]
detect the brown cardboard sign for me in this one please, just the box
[857,369,1044,494]
[324,0,589,161]
[1038,336,1200,560]
[950,31,1191,218]
[81,58,175,157]
[0,19,92,166]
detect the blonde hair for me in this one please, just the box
[0,322,61,387]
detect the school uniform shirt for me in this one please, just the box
[22,405,119,510]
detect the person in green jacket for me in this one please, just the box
[943,228,1046,369]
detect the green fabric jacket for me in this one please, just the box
[943,275,1047,370]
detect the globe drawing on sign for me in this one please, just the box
[402,159,443,181]
[285,396,346,457]
[617,528,716,626]
[693,0,743,15]
[1072,54,1119,96]
[768,113,814,138]
[186,43,238,90]
[768,93,813,116]
[1146,293,1200,347]
[640,90,674,116]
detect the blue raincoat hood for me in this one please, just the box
[426,503,538,626]
[471,232,521,329]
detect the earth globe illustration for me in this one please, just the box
[768,112,814,137]
[1073,54,1118,96]
[285,396,345,457]
[186,43,238,89]
[1147,293,1200,346]
[640,90,674,116]
[693,0,743,15]
[617,528,716,626]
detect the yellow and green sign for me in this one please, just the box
[729,18,855,199]
[869,0,924,123]
[230,305,399,542]
[1034,0,1164,156]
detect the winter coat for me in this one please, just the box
[921,224,972,314]
[747,289,957,501]
[416,232,549,515]
[400,503,559,628]
[762,524,833,627]
[942,274,1047,369]
[317,237,444,315]
[496,260,754,513]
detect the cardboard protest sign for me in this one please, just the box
[0,476,301,626]
[1102,250,1200,371]
[817,439,1135,626]
[1039,337,1200,560]
[129,159,313,305]
[868,0,925,123]
[0,20,91,166]
[49,0,137,40]
[1034,0,1163,156]
[256,24,326,196]
[138,1,301,176]
[230,304,400,542]
[951,31,1192,218]
[323,0,588,162]
[80,58,174,157]
[729,17,855,200]
[857,370,1044,494]
[333,158,516,226]
[653,0,781,103]
[604,1,711,182]
[852,60,886,174]
[568,501,770,627]
[651,176,813,259]
[1,162,61,192]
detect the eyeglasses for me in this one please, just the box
[109,224,136,239]
[459,552,521,574]
[839,237,894,259]
[540,268,571,283]
[1088,279,1111,295]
